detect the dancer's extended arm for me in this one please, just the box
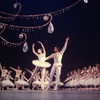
[60,37,69,55]
[25,68,32,74]
[38,41,46,55]
[32,43,39,57]
[0,63,2,71]
[45,53,55,61]
[9,67,17,72]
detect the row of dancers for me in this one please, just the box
[0,63,100,90]
[0,37,70,90]
[0,65,63,90]
[64,64,100,90]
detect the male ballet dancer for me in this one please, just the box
[46,37,70,90]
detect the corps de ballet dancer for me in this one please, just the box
[0,63,8,90]
[28,41,51,90]
[45,37,70,90]
[1,71,14,90]
[0,63,8,81]
[43,73,50,89]
[9,66,22,83]
[15,71,29,90]
[32,71,41,90]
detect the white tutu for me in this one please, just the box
[44,81,49,85]
[72,80,81,86]
[15,79,29,86]
[83,78,93,86]
[80,79,86,86]
[1,79,14,87]
[32,80,42,86]
[65,80,75,87]
[51,81,64,86]
[92,78,100,86]
[32,60,51,68]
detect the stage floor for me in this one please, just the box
[0,90,100,100]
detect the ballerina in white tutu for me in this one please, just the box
[43,73,50,89]
[15,71,29,90]
[32,71,42,90]
[9,66,22,83]
[0,63,8,81]
[28,41,51,90]
[1,71,14,90]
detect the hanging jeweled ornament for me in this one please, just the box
[83,0,88,3]
[43,15,49,21]
[23,42,28,53]
[19,33,24,39]
[0,24,3,29]
[48,22,54,33]
[13,3,18,9]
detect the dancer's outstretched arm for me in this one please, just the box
[0,63,2,71]
[20,73,28,81]
[45,53,55,61]
[37,41,46,55]
[9,67,17,72]
[25,68,32,74]
[10,75,14,80]
[32,43,39,57]
[60,37,70,55]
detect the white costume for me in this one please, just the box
[1,75,14,87]
[15,75,29,87]
[15,70,22,79]
[1,69,8,78]
[51,81,64,87]
[32,54,51,68]
[46,39,68,90]
[32,76,42,86]
[43,76,50,88]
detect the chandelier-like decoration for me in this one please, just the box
[0,0,88,52]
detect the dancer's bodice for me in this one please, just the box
[38,54,45,62]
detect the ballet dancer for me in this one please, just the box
[15,71,29,90]
[1,71,14,90]
[32,71,41,90]
[46,37,70,90]
[28,41,51,90]
[0,63,8,81]
[9,66,22,83]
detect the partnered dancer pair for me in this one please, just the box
[29,37,70,90]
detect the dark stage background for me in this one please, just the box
[0,0,99,81]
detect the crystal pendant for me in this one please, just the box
[48,22,54,33]
[43,15,49,21]
[23,42,28,53]
[84,0,88,3]
[19,33,24,39]
[13,3,18,9]
[0,24,3,29]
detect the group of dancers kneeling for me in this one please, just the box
[0,65,51,90]
[64,63,100,90]
[0,63,100,91]
[0,64,100,90]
